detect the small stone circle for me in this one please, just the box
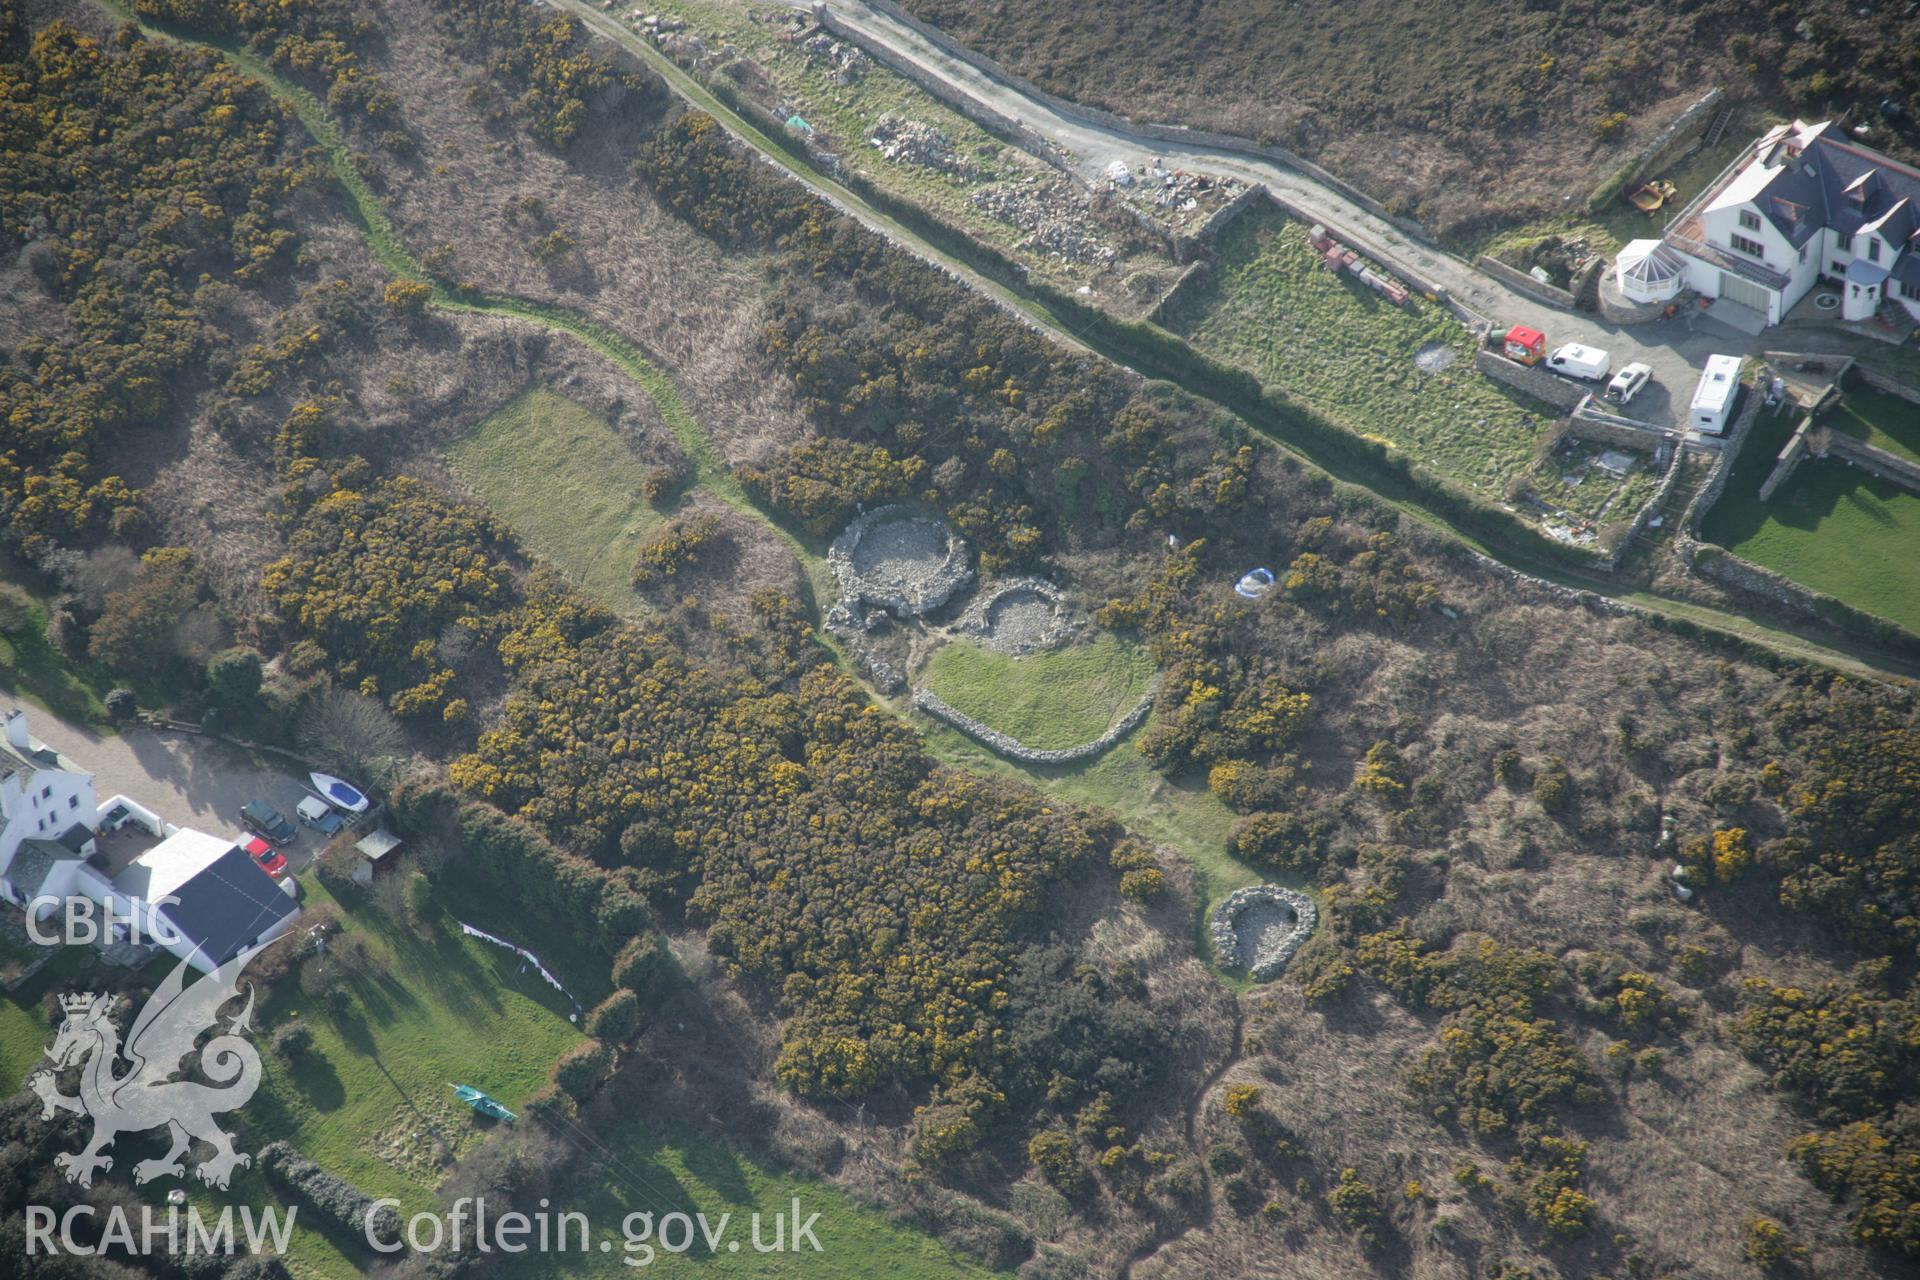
[952,577,1071,654]
[1210,886,1317,980]
[828,506,973,619]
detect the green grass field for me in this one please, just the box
[446,388,668,615]
[1827,387,1920,467]
[920,635,1156,750]
[1705,458,1920,634]
[507,1119,1003,1279]
[1703,403,1920,634]
[1166,207,1557,499]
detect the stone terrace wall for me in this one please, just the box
[1823,429,1920,496]
[1857,364,1920,407]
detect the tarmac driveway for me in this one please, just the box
[7,700,326,875]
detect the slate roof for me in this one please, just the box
[154,845,298,967]
[7,841,71,898]
[1745,125,1920,259]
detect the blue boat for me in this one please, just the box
[450,1083,516,1123]
[309,771,369,813]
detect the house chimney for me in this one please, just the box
[4,710,28,751]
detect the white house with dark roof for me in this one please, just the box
[1643,119,1920,328]
[0,709,98,910]
[0,707,299,973]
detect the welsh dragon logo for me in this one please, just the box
[27,945,268,1190]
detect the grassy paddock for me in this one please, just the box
[516,1119,1004,1279]
[1704,457,1920,635]
[1166,208,1556,499]
[446,388,670,615]
[920,635,1156,750]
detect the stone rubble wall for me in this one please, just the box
[1567,402,1681,450]
[1475,254,1578,311]
[1145,260,1210,326]
[1757,415,1813,502]
[1602,436,1690,572]
[1607,87,1726,204]
[1857,364,1920,407]
[912,681,1157,765]
[1208,885,1318,980]
[1819,429,1920,497]
[1474,349,1588,411]
[1676,374,1767,539]
[950,577,1074,653]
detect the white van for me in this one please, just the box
[1546,342,1612,382]
[1690,355,1742,435]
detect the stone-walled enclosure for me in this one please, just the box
[829,505,974,619]
[912,683,1156,766]
[952,577,1073,654]
[1210,886,1317,980]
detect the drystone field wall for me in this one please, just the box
[912,683,1157,765]
[1209,885,1318,980]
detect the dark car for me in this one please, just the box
[240,834,289,879]
[240,800,297,846]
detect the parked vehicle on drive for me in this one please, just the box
[240,834,288,879]
[240,800,296,846]
[296,794,345,836]
[1546,342,1612,381]
[1606,362,1653,404]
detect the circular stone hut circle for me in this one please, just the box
[1210,886,1317,980]
[829,505,973,619]
[953,577,1071,654]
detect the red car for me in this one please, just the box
[241,834,288,880]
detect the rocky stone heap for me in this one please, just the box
[829,506,974,619]
[800,32,871,84]
[1210,886,1317,980]
[869,114,975,179]
[970,184,1116,265]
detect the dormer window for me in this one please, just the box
[1739,210,1761,232]
[1868,238,1881,263]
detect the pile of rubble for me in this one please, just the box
[868,114,976,179]
[625,10,685,36]
[1123,161,1241,209]
[799,31,871,84]
[1209,886,1317,980]
[970,184,1116,265]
